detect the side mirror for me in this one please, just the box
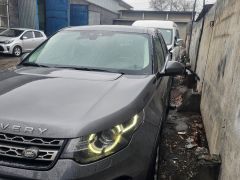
[20,52,30,62]
[175,39,184,46]
[21,36,28,40]
[160,61,185,76]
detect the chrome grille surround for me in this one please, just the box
[0,133,63,146]
[0,133,65,170]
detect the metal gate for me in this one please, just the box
[45,0,68,36]
[70,4,88,26]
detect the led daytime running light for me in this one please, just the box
[88,115,139,154]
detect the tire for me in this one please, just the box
[147,143,160,180]
[153,145,160,180]
[12,46,22,57]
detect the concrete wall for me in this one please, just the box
[89,4,118,25]
[190,0,240,179]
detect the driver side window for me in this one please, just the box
[22,31,34,39]
[154,36,165,71]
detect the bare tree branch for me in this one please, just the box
[150,0,195,11]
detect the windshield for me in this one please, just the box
[0,29,24,37]
[158,29,173,45]
[25,30,152,74]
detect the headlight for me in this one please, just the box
[4,40,14,44]
[63,112,144,164]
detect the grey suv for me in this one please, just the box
[0,26,186,180]
[0,28,47,57]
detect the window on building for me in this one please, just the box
[34,31,43,38]
[0,0,8,27]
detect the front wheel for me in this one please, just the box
[12,46,22,57]
[147,144,160,180]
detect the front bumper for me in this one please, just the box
[0,44,12,54]
[0,121,159,180]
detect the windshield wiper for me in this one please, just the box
[20,62,50,68]
[54,66,125,74]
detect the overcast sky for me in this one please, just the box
[124,0,217,10]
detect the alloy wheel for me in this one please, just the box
[13,46,21,57]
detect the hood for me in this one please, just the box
[0,36,15,43]
[0,67,155,138]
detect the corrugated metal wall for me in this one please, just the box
[18,0,37,29]
[0,0,8,27]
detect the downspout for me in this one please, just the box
[194,0,206,72]
[187,0,197,56]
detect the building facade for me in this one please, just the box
[2,0,131,35]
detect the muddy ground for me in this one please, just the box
[0,55,19,70]
[158,77,221,180]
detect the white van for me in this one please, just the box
[132,20,184,61]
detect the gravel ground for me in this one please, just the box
[0,54,19,70]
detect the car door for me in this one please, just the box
[21,31,35,52]
[33,31,45,48]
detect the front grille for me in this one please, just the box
[0,46,4,52]
[0,133,65,170]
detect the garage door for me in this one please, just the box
[70,4,88,26]
[45,0,68,36]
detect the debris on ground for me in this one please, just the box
[158,76,221,180]
[0,56,19,70]
[0,60,19,70]
[177,90,201,113]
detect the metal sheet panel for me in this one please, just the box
[45,0,69,36]
[70,4,88,26]
[18,0,37,29]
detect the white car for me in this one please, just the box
[0,28,47,57]
[132,20,184,61]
